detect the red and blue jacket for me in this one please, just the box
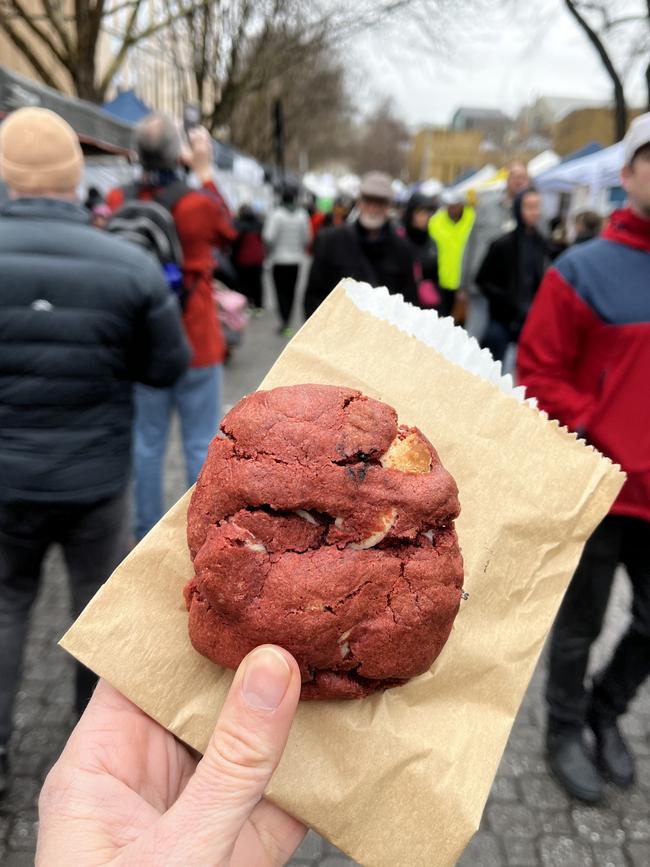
[517,207,650,523]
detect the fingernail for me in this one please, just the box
[242,646,291,710]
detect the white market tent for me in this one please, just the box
[217,154,270,212]
[302,172,362,202]
[444,151,560,201]
[337,174,360,199]
[392,178,409,202]
[474,173,505,193]
[535,142,624,200]
[419,178,443,197]
[84,157,135,197]
[302,172,338,200]
[449,164,496,196]
[527,149,560,177]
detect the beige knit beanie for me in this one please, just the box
[0,107,83,193]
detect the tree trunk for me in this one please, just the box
[613,78,627,141]
[564,0,628,140]
[73,63,102,103]
[73,0,102,102]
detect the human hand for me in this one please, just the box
[36,646,305,866]
[186,125,214,184]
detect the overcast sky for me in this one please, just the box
[347,0,647,128]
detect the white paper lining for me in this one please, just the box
[343,279,535,406]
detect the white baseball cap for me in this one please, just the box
[440,189,464,206]
[624,112,650,165]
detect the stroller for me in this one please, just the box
[213,279,250,361]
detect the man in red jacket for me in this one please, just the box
[107,114,236,540]
[518,113,650,804]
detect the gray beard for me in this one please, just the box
[358,214,386,231]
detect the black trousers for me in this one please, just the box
[237,264,263,309]
[436,287,456,319]
[272,263,300,327]
[0,493,129,744]
[546,514,650,732]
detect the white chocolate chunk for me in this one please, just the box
[380,432,432,473]
[349,508,397,550]
[295,509,318,524]
[231,522,267,553]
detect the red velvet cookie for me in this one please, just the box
[184,384,464,700]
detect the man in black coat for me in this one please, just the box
[0,107,190,791]
[476,188,549,363]
[303,172,417,318]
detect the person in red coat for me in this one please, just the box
[107,115,237,540]
[517,113,650,804]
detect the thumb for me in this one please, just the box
[154,645,302,865]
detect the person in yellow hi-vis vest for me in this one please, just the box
[428,190,475,320]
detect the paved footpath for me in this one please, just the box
[2,310,649,866]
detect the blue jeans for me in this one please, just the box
[134,364,222,540]
[482,319,511,362]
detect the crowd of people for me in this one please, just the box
[0,100,649,861]
[78,131,608,373]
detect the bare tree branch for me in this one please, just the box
[39,0,74,57]
[564,0,628,139]
[97,0,144,95]
[605,15,647,29]
[5,0,68,67]
[103,0,140,13]
[160,0,190,106]
[0,13,66,89]
[0,0,437,111]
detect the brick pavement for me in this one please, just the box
[1,310,650,866]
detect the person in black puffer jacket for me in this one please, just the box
[0,107,190,789]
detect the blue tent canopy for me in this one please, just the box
[103,90,151,123]
[449,166,478,187]
[560,141,602,164]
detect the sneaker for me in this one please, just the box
[587,708,635,788]
[279,326,295,338]
[0,746,8,797]
[546,729,603,803]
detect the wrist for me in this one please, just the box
[195,166,214,185]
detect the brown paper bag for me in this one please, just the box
[61,280,624,867]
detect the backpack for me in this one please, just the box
[236,231,265,268]
[106,181,191,308]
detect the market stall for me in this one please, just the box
[535,141,625,217]
[0,66,133,155]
